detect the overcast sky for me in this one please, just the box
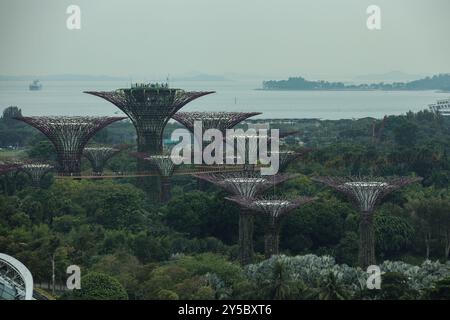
[0,0,449,80]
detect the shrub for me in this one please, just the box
[70,272,128,300]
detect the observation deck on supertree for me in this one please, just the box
[226,196,316,258]
[14,116,126,176]
[312,176,422,267]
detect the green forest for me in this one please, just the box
[2,105,450,300]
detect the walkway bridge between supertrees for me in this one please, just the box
[54,164,261,180]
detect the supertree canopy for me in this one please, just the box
[195,170,299,198]
[85,84,214,153]
[20,163,54,187]
[195,170,299,265]
[14,116,126,176]
[172,111,261,135]
[83,146,124,176]
[312,176,422,267]
[173,112,261,165]
[226,196,316,258]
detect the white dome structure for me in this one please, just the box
[0,253,34,300]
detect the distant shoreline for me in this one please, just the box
[255,88,444,92]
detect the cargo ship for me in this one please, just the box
[29,80,42,91]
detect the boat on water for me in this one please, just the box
[29,80,42,91]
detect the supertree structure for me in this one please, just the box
[226,196,316,258]
[20,163,54,187]
[85,84,214,153]
[172,111,261,141]
[0,160,25,194]
[172,112,261,189]
[85,84,213,201]
[131,152,183,203]
[195,170,299,265]
[14,116,126,176]
[312,176,422,267]
[83,146,126,176]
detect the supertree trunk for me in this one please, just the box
[359,211,376,268]
[6,172,17,195]
[160,176,172,203]
[2,177,8,195]
[137,131,163,155]
[136,158,161,203]
[239,208,254,265]
[90,164,103,176]
[137,135,161,203]
[59,155,82,177]
[264,222,281,258]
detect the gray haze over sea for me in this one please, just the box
[0,80,448,120]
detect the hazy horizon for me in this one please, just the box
[1,0,450,81]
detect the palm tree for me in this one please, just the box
[270,259,292,300]
[308,272,350,300]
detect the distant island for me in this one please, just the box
[261,74,450,91]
